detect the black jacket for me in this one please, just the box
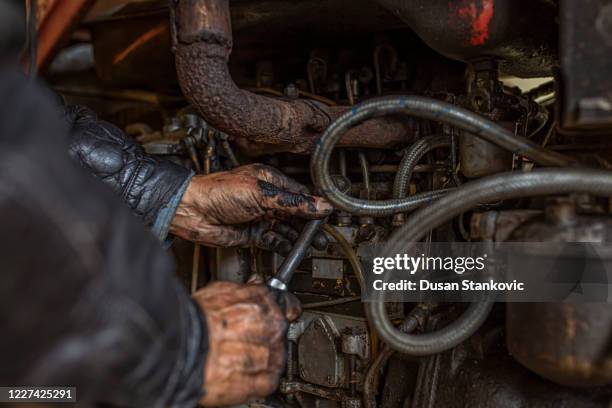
[0,68,206,407]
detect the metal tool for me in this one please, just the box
[267,219,325,292]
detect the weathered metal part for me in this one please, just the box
[313,258,345,280]
[560,0,612,129]
[459,121,515,178]
[505,201,612,387]
[460,60,515,178]
[298,316,346,388]
[341,330,370,361]
[373,0,557,77]
[173,0,417,154]
[507,303,612,387]
[33,0,95,72]
[412,320,612,407]
[280,380,348,402]
[470,210,541,241]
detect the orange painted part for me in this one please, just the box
[34,0,95,71]
[112,23,167,65]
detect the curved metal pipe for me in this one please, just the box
[369,168,612,356]
[173,0,417,154]
[393,134,451,199]
[311,96,578,216]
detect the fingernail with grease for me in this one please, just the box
[314,197,334,216]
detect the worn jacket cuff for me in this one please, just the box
[151,171,194,241]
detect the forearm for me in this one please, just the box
[63,105,192,240]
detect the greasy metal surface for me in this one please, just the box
[374,0,558,77]
[298,317,346,388]
[275,219,324,285]
[506,204,612,386]
[470,210,542,241]
[174,0,417,153]
[460,60,517,178]
[459,126,514,177]
[507,303,612,387]
[312,258,344,280]
[560,0,612,128]
[412,318,612,407]
[175,0,232,45]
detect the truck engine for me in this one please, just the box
[36,0,612,406]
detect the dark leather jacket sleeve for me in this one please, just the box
[0,68,207,407]
[63,105,192,240]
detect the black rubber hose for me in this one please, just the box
[311,96,578,216]
[393,134,451,199]
[368,168,612,356]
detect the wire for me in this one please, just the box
[322,224,366,293]
[302,296,361,309]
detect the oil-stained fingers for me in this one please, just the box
[229,370,282,403]
[215,341,272,374]
[257,183,333,220]
[247,273,265,284]
[263,218,329,252]
[280,291,302,322]
[272,223,300,242]
[255,230,293,255]
[193,281,243,304]
[288,218,330,250]
[249,163,310,194]
[252,371,283,399]
[194,282,272,310]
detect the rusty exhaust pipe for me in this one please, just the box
[173,0,417,154]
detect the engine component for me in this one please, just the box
[311,95,577,217]
[508,302,612,387]
[373,0,557,77]
[505,199,612,386]
[268,219,324,292]
[172,0,419,154]
[298,316,347,388]
[459,59,515,178]
[51,1,612,405]
[411,319,612,407]
[393,134,451,199]
[560,0,612,129]
[370,168,612,356]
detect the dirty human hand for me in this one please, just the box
[170,164,332,253]
[194,281,300,406]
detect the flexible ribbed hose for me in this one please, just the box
[311,96,578,216]
[393,134,451,199]
[368,168,612,356]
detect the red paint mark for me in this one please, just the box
[456,0,494,46]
